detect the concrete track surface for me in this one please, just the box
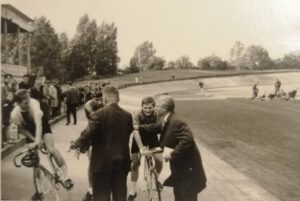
[3,72,300,201]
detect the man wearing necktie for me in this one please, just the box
[156,95,207,201]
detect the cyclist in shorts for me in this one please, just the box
[10,90,73,200]
[127,96,163,201]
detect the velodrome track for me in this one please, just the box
[118,71,300,201]
[2,72,299,201]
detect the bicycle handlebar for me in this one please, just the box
[141,147,163,156]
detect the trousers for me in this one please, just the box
[93,170,128,201]
[66,104,77,124]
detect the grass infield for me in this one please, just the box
[176,98,300,201]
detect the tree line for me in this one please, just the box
[2,15,300,81]
[124,41,300,73]
[2,15,119,82]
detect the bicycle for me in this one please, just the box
[14,145,73,201]
[142,147,164,201]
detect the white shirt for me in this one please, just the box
[163,112,171,123]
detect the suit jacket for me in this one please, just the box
[65,88,80,105]
[160,112,207,195]
[82,103,133,173]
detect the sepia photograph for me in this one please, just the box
[1,0,300,201]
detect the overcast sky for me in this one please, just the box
[2,0,300,66]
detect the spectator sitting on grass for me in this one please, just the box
[268,93,276,100]
[277,89,287,99]
[282,88,298,101]
[257,91,267,101]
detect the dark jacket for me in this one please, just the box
[65,88,80,105]
[54,84,63,103]
[19,82,31,90]
[2,99,14,126]
[82,103,133,173]
[160,112,207,195]
[30,87,43,102]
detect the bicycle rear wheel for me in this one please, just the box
[148,170,162,201]
[33,166,61,201]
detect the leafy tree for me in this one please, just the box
[198,55,228,70]
[30,16,61,79]
[175,55,194,69]
[240,45,272,70]
[69,15,98,78]
[65,40,89,80]
[31,19,60,78]
[94,22,119,75]
[130,41,156,71]
[280,52,300,69]
[146,56,165,70]
[127,56,140,73]
[57,32,69,81]
[165,61,176,69]
[229,41,244,70]
[67,15,119,78]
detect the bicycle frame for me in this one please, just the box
[13,146,67,200]
[33,164,61,201]
[142,147,163,201]
[41,147,62,184]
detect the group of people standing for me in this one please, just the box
[1,72,110,148]
[74,85,207,201]
[2,73,207,201]
[1,73,66,147]
[252,78,298,101]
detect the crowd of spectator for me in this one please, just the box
[1,73,110,148]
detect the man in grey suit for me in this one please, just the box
[156,95,207,201]
[80,86,133,201]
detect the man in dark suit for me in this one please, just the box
[64,82,80,125]
[156,95,207,201]
[80,86,133,201]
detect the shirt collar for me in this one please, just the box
[163,112,171,123]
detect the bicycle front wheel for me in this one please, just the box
[33,166,61,201]
[148,170,162,201]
